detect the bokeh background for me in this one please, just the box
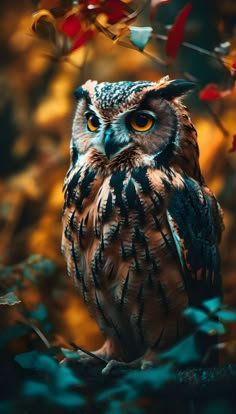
[0,0,235,362]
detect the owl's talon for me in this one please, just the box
[101,358,156,375]
[102,359,131,375]
[102,360,117,375]
[141,360,155,370]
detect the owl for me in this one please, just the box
[62,76,223,371]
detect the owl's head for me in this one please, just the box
[71,76,199,174]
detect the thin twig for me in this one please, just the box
[152,33,231,78]
[205,103,230,138]
[18,320,51,349]
[70,342,107,364]
[30,321,51,348]
[152,33,219,58]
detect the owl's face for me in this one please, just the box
[71,76,196,166]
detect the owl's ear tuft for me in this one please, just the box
[157,79,196,99]
[74,86,89,100]
[74,80,98,100]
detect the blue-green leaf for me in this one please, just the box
[216,310,236,322]
[23,380,49,397]
[23,268,37,283]
[199,320,226,335]
[126,362,174,391]
[129,26,152,51]
[160,335,201,365]
[30,304,48,321]
[27,255,55,274]
[16,352,58,372]
[61,348,80,359]
[33,354,58,373]
[0,291,21,305]
[202,297,221,313]
[54,392,85,407]
[15,350,39,369]
[105,400,143,414]
[104,400,124,414]
[183,307,207,325]
[56,364,82,388]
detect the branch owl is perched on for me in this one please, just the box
[62,76,223,370]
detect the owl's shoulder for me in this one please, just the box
[166,175,223,302]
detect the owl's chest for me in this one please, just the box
[63,166,176,290]
[62,166,188,351]
[68,167,168,247]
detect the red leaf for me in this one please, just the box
[199,83,236,101]
[199,84,223,100]
[150,0,172,23]
[228,135,236,153]
[60,15,82,38]
[230,61,236,77]
[165,2,192,60]
[101,0,126,24]
[70,29,95,52]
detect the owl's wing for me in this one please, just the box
[166,176,223,307]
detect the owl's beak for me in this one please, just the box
[104,128,126,159]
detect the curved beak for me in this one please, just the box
[104,128,126,159]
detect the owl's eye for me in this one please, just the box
[85,112,100,132]
[127,111,155,132]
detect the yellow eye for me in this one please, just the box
[86,112,100,132]
[128,111,155,132]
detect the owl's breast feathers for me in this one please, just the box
[62,148,223,358]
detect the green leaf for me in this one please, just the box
[160,334,201,365]
[56,364,82,388]
[216,310,236,322]
[30,303,48,321]
[16,352,58,372]
[54,392,84,407]
[126,362,174,391]
[23,380,84,407]
[105,400,143,414]
[23,380,49,397]
[104,400,123,414]
[129,26,152,51]
[15,350,39,369]
[33,354,58,373]
[61,347,80,359]
[0,291,21,305]
[183,307,207,325]
[202,297,221,313]
[199,320,226,335]
[27,255,55,274]
[23,268,37,283]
